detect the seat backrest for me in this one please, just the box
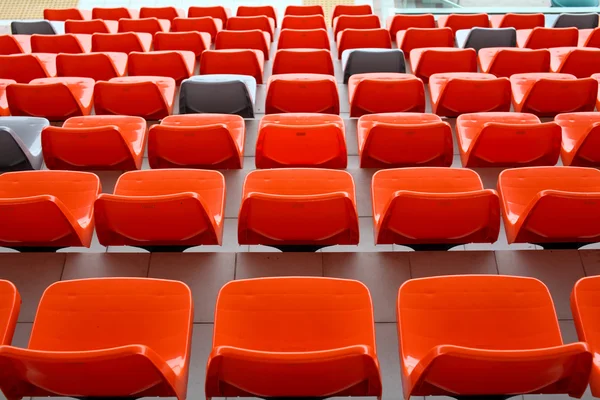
[0,280,19,346]
[92,7,132,20]
[180,76,255,118]
[343,49,406,83]
[464,27,516,52]
[65,19,111,34]
[44,8,85,21]
[0,116,47,148]
[11,21,56,35]
[553,13,599,29]
[0,127,30,170]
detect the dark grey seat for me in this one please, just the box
[179,75,256,118]
[11,20,56,35]
[0,117,47,172]
[457,28,517,52]
[553,13,599,29]
[341,48,406,84]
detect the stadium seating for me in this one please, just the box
[0,53,56,83]
[91,32,152,53]
[6,77,94,120]
[398,275,592,398]
[429,72,511,116]
[477,48,550,77]
[179,75,256,117]
[266,74,339,114]
[94,76,176,119]
[553,12,599,29]
[342,48,405,83]
[373,168,499,248]
[0,80,14,116]
[489,13,545,29]
[457,27,517,52]
[517,27,578,49]
[206,277,381,397]
[0,170,100,250]
[348,73,425,117]
[11,21,56,35]
[227,16,275,41]
[0,279,19,346]
[41,115,146,170]
[118,17,171,34]
[0,278,193,398]
[387,14,436,38]
[128,51,196,84]
[396,28,454,58]
[92,7,138,20]
[277,28,330,50]
[188,6,231,24]
[498,166,600,247]
[555,112,600,166]
[148,114,245,169]
[238,169,359,251]
[139,6,184,21]
[358,113,452,168]
[65,19,118,34]
[410,48,477,83]
[215,29,271,60]
[438,13,490,33]
[44,8,90,21]
[579,27,600,47]
[594,73,600,109]
[0,34,31,54]
[255,113,347,168]
[172,17,222,42]
[281,15,327,30]
[337,28,392,58]
[95,170,225,249]
[456,112,561,167]
[30,33,92,53]
[272,49,334,75]
[333,14,381,37]
[331,4,373,24]
[153,32,211,58]
[284,5,324,16]
[511,73,598,116]
[0,116,47,171]
[237,5,278,27]
[550,47,600,78]
[200,49,265,83]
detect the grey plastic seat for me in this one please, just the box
[342,48,406,84]
[552,13,599,29]
[456,28,517,52]
[179,74,256,118]
[11,20,56,35]
[0,117,48,172]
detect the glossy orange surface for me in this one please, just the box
[272,49,333,75]
[0,280,19,346]
[396,28,454,59]
[277,28,330,50]
[579,28,600,47]
[118,17,171,34]
[266,73,339,114]
[200,49,264,83]
[227,16,275,41]
[92,7,138,20]
[386,14,435,38]
[56,52,127,81]
[281,15,327,30]
[357,113,453,168]
[0,53,56,83]
[95,170,225,247]
[188,6,231,24]
[128,51,196,84]
[410,47,476,82]
[337,28,391,59]
[517,27,578,49]
[65,19,118,34]
[550,47,600,78]
[457,112,561,167]
[172,17,222,43]
[42,115,147,170]
[0,79,15,116]
[237,5,278,27]
[490,13,545,29]
[398,275,592,399]
[429,72,511,116]
[215,29,270,60]
[139,6,184,21]
[437,13,490,33]
[0,34,31,54]
[238,168,359,246]
[44,8,90,21]
[0,278,193,399]
[91,32,153,53]
[284,5,324,16]
[206,277,381,398]
[256,113,347,168]
[154,32,211,58]
[555,112,600,166]
[31,33,91,53]
[0,171,100,248]
[593,73,600,110]
[478,48,550,77]
[148,114,244,169]
[349,73,425,117]
[498,166,600,244]
[333,14,381,37]
[331,4,373,24]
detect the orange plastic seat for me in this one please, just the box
[154,32,211,58]
[91,32,152,53]
[429,72,511,117]
[118,18,170,35]
[139,6,184,21]
[285,5,324,16]
[200,49,264,83]
[0,34,31,54]
[0,280,19,345]
[148,114,244,169]
[594,73,600,110]
[490,13,545,29]
[511,73,597,116]
[517,27,578,49]
[396,28,454,59]
[56,52,126,81]
[206,277,381,397]
[237,5,277,27]
[238,169,359,250]
[30,33,91,54]
[281,15,327,30]
[278,28,330,50]
[172,17,223,43]
[266,74,339,114]
[188,6,231,25]
[373,168,499,248]
[399,275,592,398]
[410,47,476,83]
[556,112,600,166]
[95,170,225,249]
[337,28,392,59]
[215,30,271,60]
[42,115,146,170]
[272,49,333,75]
[44,8,90,21]
[227,16,275,41]
[0,79,15,116]
[0,170,100,249]
[94,76,176,120]
[92,7,138,20]
[349,73,425,117]
[579,28,600,47]
[498,166,600,247]
[256,114,347,168]
[128,51,195,84]
[456,112,561,167]
[358,113,453,168]
[7,77,93,120]
[0,278,193,398]
[0,53,56,83]
[550,47,600,78]
[331,4,373,25]
[437,13,490,33]
[387,14,436,38]
[478,48,550,77]
[65,19,118,34]
[333,14,381,37]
